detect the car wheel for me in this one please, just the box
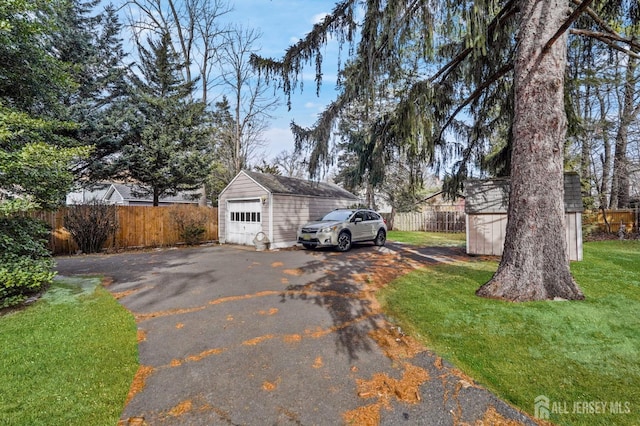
[374,229,386,246]
[336,231,351,252]
[302,243,314,250]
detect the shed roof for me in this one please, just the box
[244,170,358,200]
[464,173,583,214]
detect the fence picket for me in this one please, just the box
[32,205,219,255]
[384,211,466,233]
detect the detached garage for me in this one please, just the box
[218,170,360,249]
[464,172,584,261]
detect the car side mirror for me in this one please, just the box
[354,217,363,223]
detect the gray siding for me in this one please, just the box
[270,195,355,248]
[466,213,507,256]
[465,173,584,214]
[464,173,584,261]
[565,212,583,261]
[218,173,269,244]
[466,213,582,261]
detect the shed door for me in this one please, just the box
[227,200,262,245]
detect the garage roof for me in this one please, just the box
[464,172,583,214]
[244,171,358,200]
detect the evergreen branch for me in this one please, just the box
[431,0,517,84]
[436,63,514,143]
[249,0,357,108]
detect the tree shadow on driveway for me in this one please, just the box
[278,244,420,361]
[54,246,207,286]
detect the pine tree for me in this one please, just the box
[120,32,213,206]
[48,0,134,180]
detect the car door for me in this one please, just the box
[363,211,379,239]
[350,210,368,241]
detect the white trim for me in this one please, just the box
[225,198,263,245]
[219,170,272,198]
[576,213,583,261]
[240,171,272,194]
[226,196,263,202]
[218,203,224,243]
[104,185,116,201]
[218,172,244,198]
[268,192,274,244]
[465,214,470,255]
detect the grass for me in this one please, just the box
[387,230,466,247]
[378,240,640,425]
[0,276,138,426]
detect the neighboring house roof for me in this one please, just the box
[464,172,583,214]
[241,170,359,200]
[107,183,200,204]
[67,182,201,205]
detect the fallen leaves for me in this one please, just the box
[125,365,155,404]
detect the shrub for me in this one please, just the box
[169,205,208,245]
[0,216,54,308]
[63,200,119,253]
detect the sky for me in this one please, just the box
[221,0,344,160]
[115,0,346,160]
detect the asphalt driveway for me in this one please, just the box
[55,243,537,425]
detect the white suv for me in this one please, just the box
[297,208,387,252]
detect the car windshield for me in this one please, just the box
[321,210,354,221]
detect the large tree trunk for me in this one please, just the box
[153,187,160,207]
[477,0,584,301]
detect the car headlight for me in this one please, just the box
[320,225,336,233]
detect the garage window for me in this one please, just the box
[230,211,261,223]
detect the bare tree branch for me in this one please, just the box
[570,29,640,59]
[543,0,597,54]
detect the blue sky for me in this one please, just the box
[223,0,343,159]
[116,0,345,160]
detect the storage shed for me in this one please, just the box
[218,170,360,249]
[464,173,583,261]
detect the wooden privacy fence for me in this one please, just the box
[583,209,638,233]
[34,205,219,255]
[385,211,466,233]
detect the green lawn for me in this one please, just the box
[387,230,466,247]
[379,240,640,425]
[0,276,138,426]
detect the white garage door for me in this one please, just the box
[227,200,263,245]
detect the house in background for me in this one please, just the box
[418,191,465,212]
[464,172,583,261]
[218,170,360,249]
[66,182,203,206]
